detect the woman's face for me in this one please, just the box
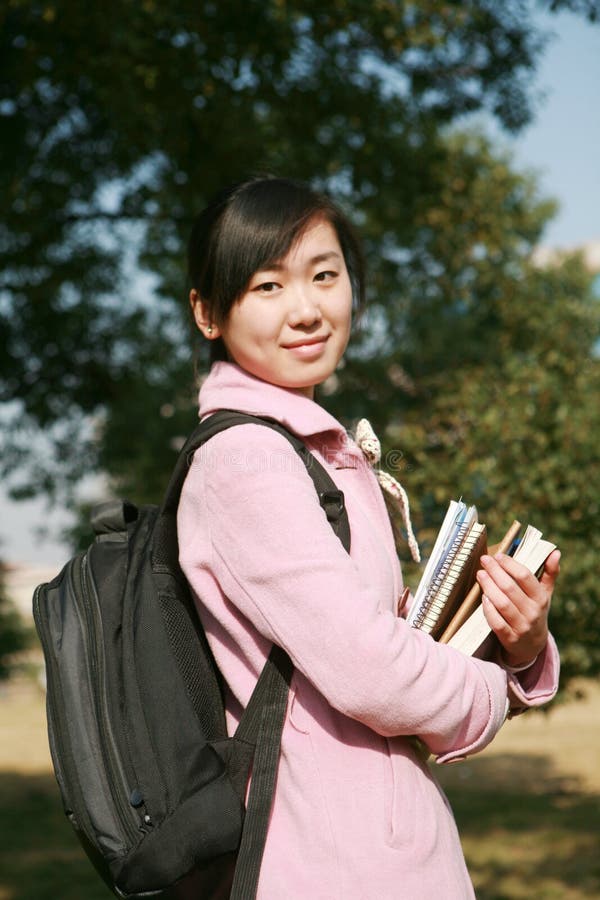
[198,216,353,398]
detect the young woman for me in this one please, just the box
[177,176,560,899]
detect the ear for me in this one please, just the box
[189,289,221,340]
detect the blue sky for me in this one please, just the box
[506,8,600,248]
[2,9,600,567]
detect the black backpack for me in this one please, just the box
[32,411,350,900]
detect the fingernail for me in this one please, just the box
[480,555,492,565]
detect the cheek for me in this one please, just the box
[221,305,279,355]
[332,289,353,335]
[221,302,250,338]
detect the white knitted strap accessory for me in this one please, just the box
[355,418,421,563]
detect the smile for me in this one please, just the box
[282,336,330,359]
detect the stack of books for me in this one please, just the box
[406,500,556,657]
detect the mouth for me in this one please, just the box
[282,335,330,349]
[282,335,330,360]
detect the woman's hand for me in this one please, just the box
[476,549,561,669]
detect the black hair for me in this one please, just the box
[187,175,366,363]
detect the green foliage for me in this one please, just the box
[393,255,600,685]
[1,2,599,686]
[364,134,600,685]
[0,563,28,680]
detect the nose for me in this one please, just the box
[288,284,322,328]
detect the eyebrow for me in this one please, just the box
[308,251,342,265]
[258,251,342,272]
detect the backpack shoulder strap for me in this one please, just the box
[153,410,350,572]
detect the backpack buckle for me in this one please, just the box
[319,490,346,523]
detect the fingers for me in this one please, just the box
[476,549,556,668]
[478,593,534,666]
[477,554,542,622]
[479,549,558,614]
[480,592,509,634]
[481,553,539,596]
[476,566,528,635]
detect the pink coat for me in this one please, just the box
[178,361,559,899]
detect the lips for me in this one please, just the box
[282,334,330,361]
[282,335,329,349]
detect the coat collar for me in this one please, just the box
[198,362,350,444]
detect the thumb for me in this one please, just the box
[539,548,561,591]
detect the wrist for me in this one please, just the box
[502,653,539,673]
[500,630,548,671]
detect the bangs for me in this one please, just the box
[213,181,322,318]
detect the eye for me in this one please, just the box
[314,270,338,283]
[252,281,280,293]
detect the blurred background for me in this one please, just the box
[1,2,599,897]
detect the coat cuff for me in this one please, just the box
[504,634,560,717]
[434,634,559,763]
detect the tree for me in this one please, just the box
[369,133,600,688]
[2,0,596,499]
[1,1,599,687]
[0,561,28,680]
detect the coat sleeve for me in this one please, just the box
[496,637,560,716]
[181,425,553,759]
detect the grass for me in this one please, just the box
[0,679,114,900]
[0,772,113,900]
[437,754,600,899]
[1,677,599,899]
